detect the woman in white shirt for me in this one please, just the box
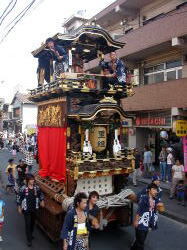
[170,159,184,199]
[166,148,174,182]
[143,146,152,177]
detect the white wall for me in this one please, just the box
[22,104,38,131]
[128,130,136,148]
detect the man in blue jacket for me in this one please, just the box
[36,38,67,85]
[131,183,164,250]
[137,175,163,203]
[99,51,127,88]
[61,192,90,250]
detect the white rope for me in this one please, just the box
[62,189,135,211]
[62,197,74,211]
[96,189,134,209]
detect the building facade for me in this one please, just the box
[63,10,89,34]
[11,92,37,133]
[84,0,187,163]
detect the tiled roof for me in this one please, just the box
[11,92,34,105]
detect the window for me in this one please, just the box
[144,75,154,85]
[144,59,182,85]
[166,70,176,81]
[166,60,182,69]
[155,72,164,83]
[13,108,20,118]
[178,69,182,79]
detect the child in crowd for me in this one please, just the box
[176,180,185,206]
[6,159,17,179]
[12,144,17,158]
[6,168,15,193]
[0,193,5,241]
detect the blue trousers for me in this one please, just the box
[160,162,167,181]
[167,164,172,182]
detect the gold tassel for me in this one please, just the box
[67,127,71,137]
[106,126,109,134]
[78,125,81,134]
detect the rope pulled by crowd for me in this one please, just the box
[97,189,135,209]
[62,189,135,211]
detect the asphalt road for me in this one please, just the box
[0,149,187,250]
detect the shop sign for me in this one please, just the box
[183,136,187,172]
[135,117,166,126]
[25,125,37,135]
[121,118,133,127]
[175,120,187,137]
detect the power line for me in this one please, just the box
[5,0,44,29]
[0,0,37,44]
[5,0,34,28]
[0,0,14,20]
[0,0,18,26]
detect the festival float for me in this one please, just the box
[29,25,135,241]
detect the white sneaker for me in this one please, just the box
[0,236,3,241]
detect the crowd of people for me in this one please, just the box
[0,131,40,246]
[1,158,43,247]
[0,138,165,250]
[61,184,165,250]
[0,132,185,249]
[133,146,187,207]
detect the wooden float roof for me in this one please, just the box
[32,25,125,62]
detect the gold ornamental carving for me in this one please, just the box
[99,96,117,104]
[38,102,66,127]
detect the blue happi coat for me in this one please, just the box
[61,208,90,250]
[99,58,127,84]
[137,186,163,203]
[137,195,159,231]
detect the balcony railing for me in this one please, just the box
[85,5,187,71]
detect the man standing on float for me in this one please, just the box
[36,38,67,86]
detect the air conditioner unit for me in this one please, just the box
[172,37,184,46]
[115,5,121,12]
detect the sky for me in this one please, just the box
[0,0,115,103]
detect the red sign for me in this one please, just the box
[136,117,166,126]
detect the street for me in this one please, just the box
[0,149,187,250]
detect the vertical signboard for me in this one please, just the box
[183,136,187,172]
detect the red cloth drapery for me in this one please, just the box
[38,127,66,181]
